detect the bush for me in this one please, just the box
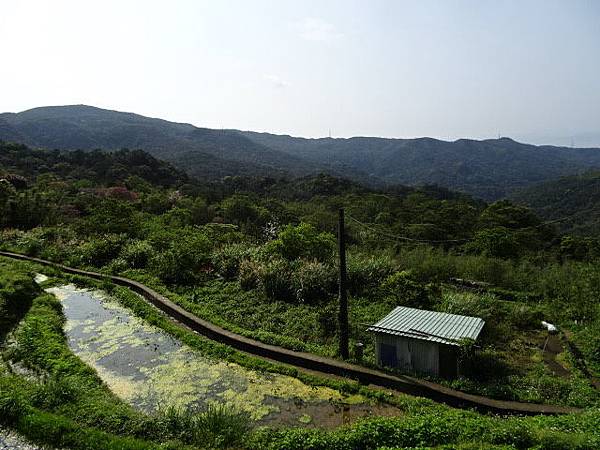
[14,227,46,256]
[458,345,511,381]
[506,304,544,330]
[192,403,250,449]
[380,271,439,309]
[576,323,600,366]
[31,377,79,409]
[536,262,600,323]
[119,240,156,269]
[291,260,337,304]
[346,253,396,295]
[467,227,520,259]
[238,259,261,291]
[441,291,511,344]
[157,403,250,449]
[149,229,211,284]
[0,393,26,425]
[77,234,127,267]
[0,270,40,340]
[265,223,335,263]
[212,244,257,280]
[259,258,294,301]
[397,246,457,283]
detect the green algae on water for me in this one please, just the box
[48,284,361,423]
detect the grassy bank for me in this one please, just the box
[2,257,600,449]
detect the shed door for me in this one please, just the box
[379,343,397,368]
[438,345,458,379]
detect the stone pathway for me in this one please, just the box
[0,427,43,450]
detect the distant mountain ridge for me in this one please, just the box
[1,105,600,200]
[240,131,600,200]
[0,105,323,181]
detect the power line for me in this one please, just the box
[529,206,600,229]
[346,215,473,244]
[347,205,600,245]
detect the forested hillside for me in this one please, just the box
[242,132,600,200]
[0,105,365,182]
[2,141,600,449]
[0,142,190,187]
[2,105,600,200]
[512,171,600,237]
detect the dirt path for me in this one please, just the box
[541,335,571,378]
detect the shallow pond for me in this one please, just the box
[44,283,399,427]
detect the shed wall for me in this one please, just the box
[375,333,440,376]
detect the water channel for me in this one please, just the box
[42,280,399,428]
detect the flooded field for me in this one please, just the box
[44,283,399,427]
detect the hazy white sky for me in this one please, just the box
[1,0,599,145]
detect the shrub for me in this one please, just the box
[14,227,46,256]
[291,260,337,304]
[192,403,251,449]
[0,271,40,339]
[576,323,600,366]
[346,253,396,295]
[220,195,268,228]
[380,271,439,309]
[119,240,156,269]
[211,244,257,280]
[458,345,510,381]
[32,377,79,409]
[77,234,127,267]
[259,258,294,301]
[156,404,251,449]
[238,259,261,291]
[506,304,544,330]
[149,229,211,284]
[0,393,26,425]
[265,223,335,263]
[441,291,511,344]
[103,257,129,274]
[397,246,457,283]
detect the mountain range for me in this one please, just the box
[1,105,600,200]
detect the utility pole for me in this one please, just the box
[338,208,349,359]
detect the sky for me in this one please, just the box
[1,0,599,146]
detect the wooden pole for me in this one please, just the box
[338,208,349,359]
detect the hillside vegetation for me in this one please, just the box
[2,142,600,448]
[512,171,600,238]
[2,105,600,199]
[242,132,600,200]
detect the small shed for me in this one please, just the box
[368,306,484,378]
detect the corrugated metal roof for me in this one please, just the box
[367,306,485,346]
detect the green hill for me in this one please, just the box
[2,105,600,200]
[0,142,191,188]
[241,132,600,200]
[512,171,600,236]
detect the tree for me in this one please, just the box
[468,227,519,259]
[265,222,335,262]
[478,200,541,230]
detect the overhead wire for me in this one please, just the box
[346,214,472,244]
[346,205,600,245]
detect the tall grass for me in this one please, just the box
[158,404,250,449]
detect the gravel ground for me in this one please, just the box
[0,427,44,450]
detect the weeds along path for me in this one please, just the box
[0,251,581,416]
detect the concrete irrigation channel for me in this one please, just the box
[0,251,581,416]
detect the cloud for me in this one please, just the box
[297,17,344,42]
[264,74,291,88]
